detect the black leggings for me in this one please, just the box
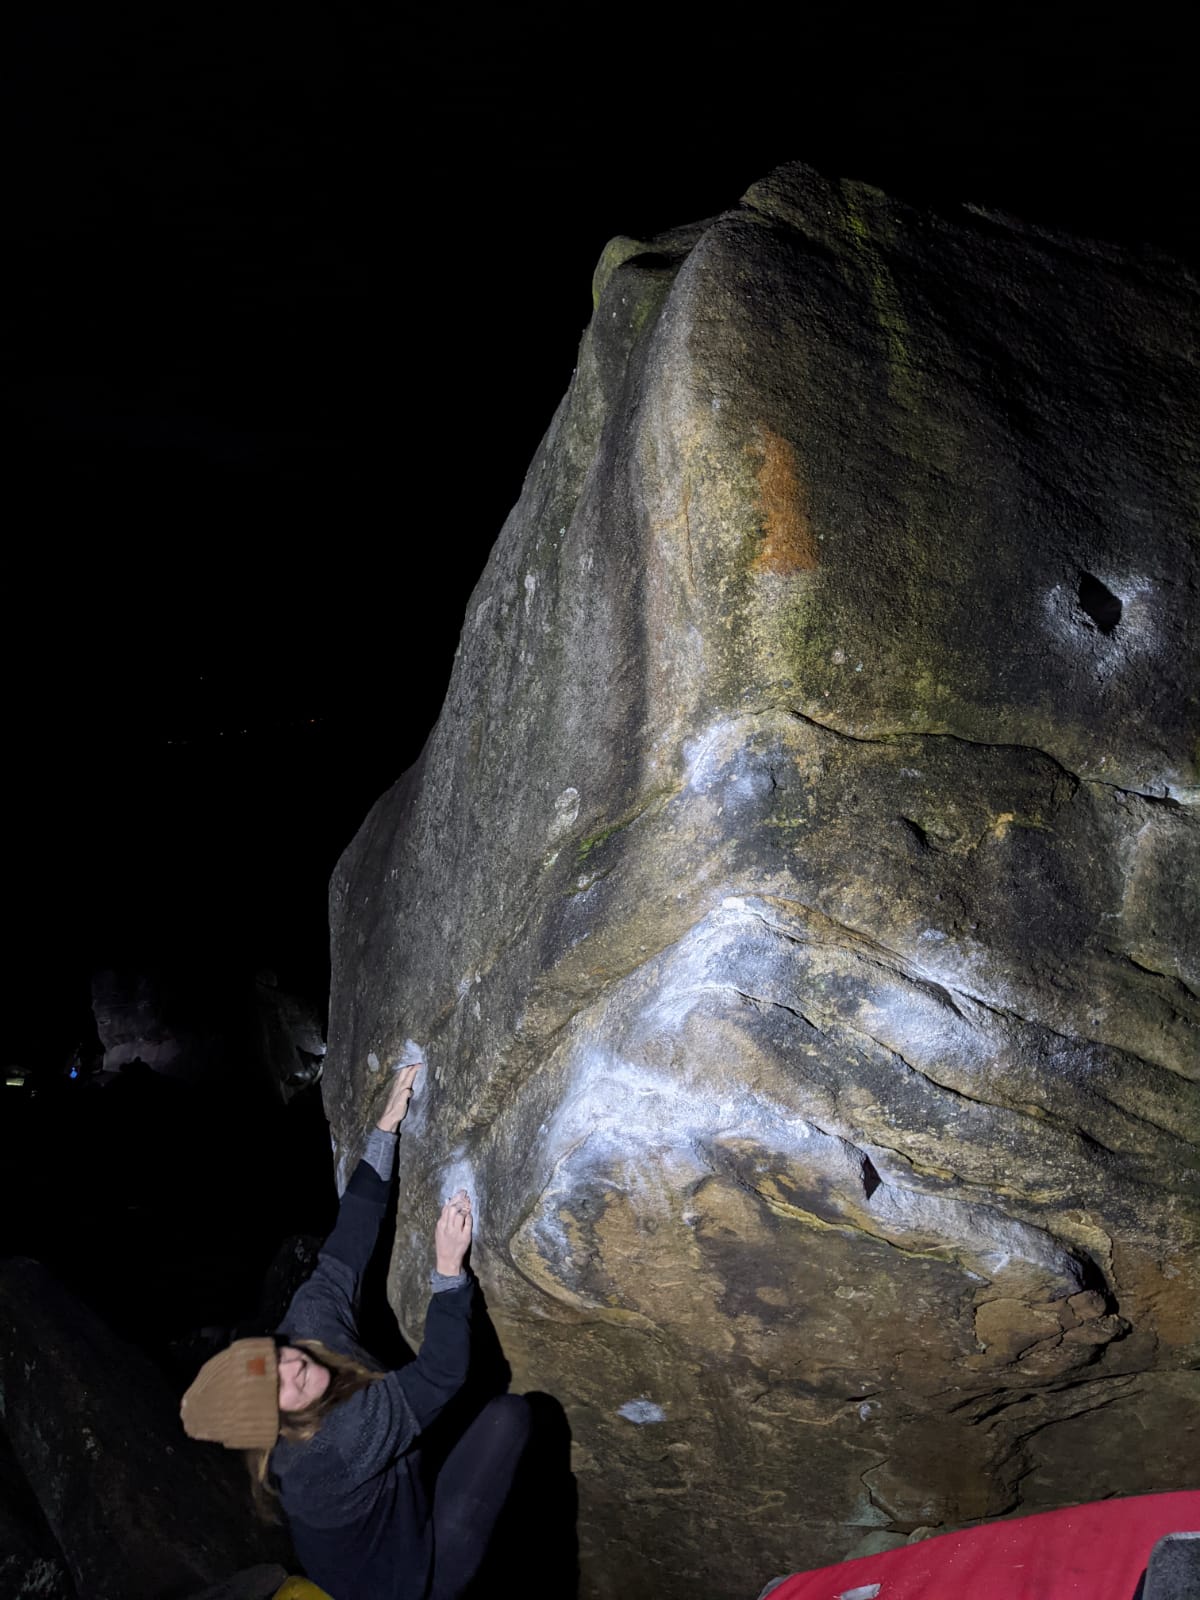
[429,1394,531,1600]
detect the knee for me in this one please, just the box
[482,1393,532,1448]
[471,1394,533,1466]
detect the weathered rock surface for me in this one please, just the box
[0,1429,75,1600]
[325,164,1199,1597]
[0,1260,292,1600]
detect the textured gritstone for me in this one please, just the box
[323,164,1200,1599]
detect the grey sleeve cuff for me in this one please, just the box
[363,1126,398,1183]
[430,1269,469,1293]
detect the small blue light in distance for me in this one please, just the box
[70,1067,78,1079]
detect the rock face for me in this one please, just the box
[0,1260,292,1600]
[253,972,327,1101]
[325,165,1199,1597]
[0,1429,75,1600]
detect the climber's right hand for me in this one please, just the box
[435,1189,473,1275]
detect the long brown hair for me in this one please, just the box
[244,1339,385,1521]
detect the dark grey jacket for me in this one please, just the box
[271,1140,476,1600]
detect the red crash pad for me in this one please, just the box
[766,1490,1200,1600]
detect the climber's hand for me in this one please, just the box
[377,1062,422,1133]
[435,1189,473,1275]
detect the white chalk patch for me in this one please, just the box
[618,1400,666,1425]
[550,787,581,839]
[1037,570,1172,758]
[524,572,538,615]
[837,1587,882,1600]
[394,1042,431,1134]
[441,1148,478,1215]
[367,1051,380,1072]
[519,902,1082,1296]
[681,717,743,790]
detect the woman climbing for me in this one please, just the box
[180,1063,531,1600]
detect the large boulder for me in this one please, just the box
[0,1260,292,1600]
[0,1429,75,1600]
[324,164,1199,1598]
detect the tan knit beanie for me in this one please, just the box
[180,1338,279,1450]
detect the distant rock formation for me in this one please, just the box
[324,164,1199,1598]
[91,966,325,1100]
[254,971,327,1100]
[92,968,197,1077]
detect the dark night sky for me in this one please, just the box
[3,7,1197,1062]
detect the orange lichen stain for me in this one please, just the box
[746,428,818,575]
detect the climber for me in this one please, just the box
[180,1062,531,1600]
